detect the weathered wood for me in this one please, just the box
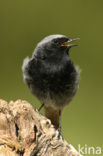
[0,99,81,156]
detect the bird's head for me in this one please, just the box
[33,35,79,61]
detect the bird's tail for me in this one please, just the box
[44,106,61,129]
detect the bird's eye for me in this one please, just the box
[54,40,58,43]
[54,40,60,46]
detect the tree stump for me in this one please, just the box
[0,99,82,156]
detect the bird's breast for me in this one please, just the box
[29,60,79,108]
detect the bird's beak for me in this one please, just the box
[61,38,80,48]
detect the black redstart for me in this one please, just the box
[22,34,80,132]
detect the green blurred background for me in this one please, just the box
[0,0,103,155]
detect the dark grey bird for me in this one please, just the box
[22,34,80,131]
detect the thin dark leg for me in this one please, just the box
[38,103,45,112]
[58,110,61,139]
[33,125,38,142]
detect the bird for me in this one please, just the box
[22,34,80,133]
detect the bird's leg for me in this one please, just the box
[38,103,45,112]
[58,110,62,139]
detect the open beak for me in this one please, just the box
[61,38,80,48]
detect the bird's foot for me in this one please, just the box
[57,110,62,139]
[57,128,64,140]
[57,127,61,139]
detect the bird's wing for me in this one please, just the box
[22,57,36,87]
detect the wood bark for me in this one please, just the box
[0,99,82,156]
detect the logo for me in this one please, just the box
[78,144,102,155]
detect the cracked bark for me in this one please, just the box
[0,99,82,156]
